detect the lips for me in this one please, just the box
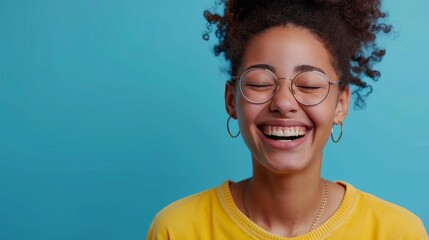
[261,125,307,142]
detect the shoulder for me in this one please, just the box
[341,182,428,239]
[147,182,228,239]
[155,185,219,221]
[357,187,422,223]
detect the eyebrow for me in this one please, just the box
[245,64,276,73]
[245,64,326,75]
[295,65,326,75]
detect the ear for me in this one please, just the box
[334,87,350,124]
[225,82,237,118]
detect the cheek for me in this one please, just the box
[304,110,333,152]
[235,98,266,136]
[305,104,336,138]
[310,107,333,122]
[236,100,258,125]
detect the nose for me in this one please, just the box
[269,79,299,115]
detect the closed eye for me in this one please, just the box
[296,85,321,90]
[246,84,275,91]
[247,84,275,87]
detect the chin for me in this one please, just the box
[254,153,316,175]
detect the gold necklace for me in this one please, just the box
[243,179,329,231]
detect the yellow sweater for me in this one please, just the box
[147,181,428,239]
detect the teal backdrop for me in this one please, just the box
[0,1,428,239]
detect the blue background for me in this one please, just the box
[0,0,427,239]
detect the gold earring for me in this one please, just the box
[227,116,240,138]
[331,121,343,143]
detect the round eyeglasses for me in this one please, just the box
[232,67,341,106]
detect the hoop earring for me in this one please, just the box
[227,116,240,138]
[331,121,343,143]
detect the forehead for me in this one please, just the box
[240,26,337,78]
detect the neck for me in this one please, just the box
[245,168,328,236]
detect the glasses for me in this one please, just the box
[232,67,341,106]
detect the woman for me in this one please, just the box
[147,0,428,239]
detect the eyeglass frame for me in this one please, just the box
[231,67,342,106]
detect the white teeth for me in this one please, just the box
[273,129,283,136]
[264,127,305,137]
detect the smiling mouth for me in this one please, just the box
[262,126,306,142]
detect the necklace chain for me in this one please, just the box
[243,179,329,232]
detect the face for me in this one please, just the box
[225,26,350,174]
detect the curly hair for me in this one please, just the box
[203,0,392,109]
